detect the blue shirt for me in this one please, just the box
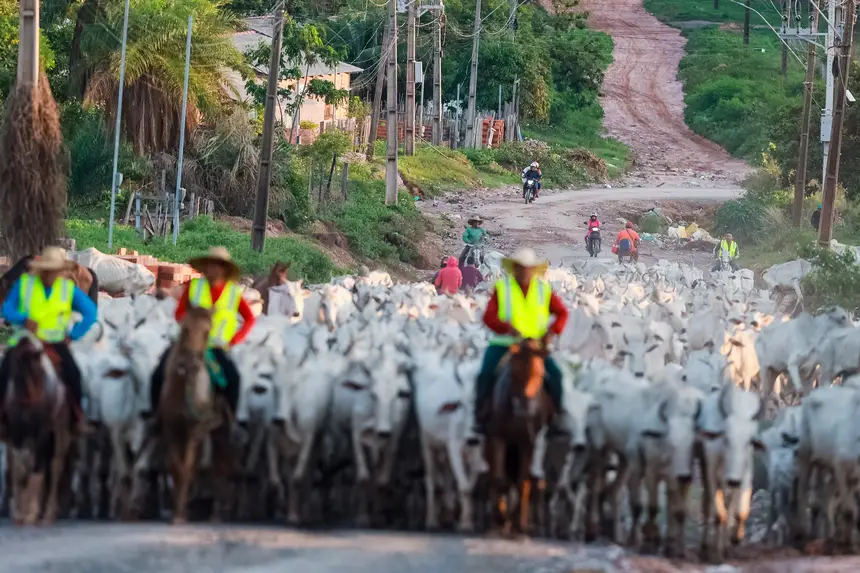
[1,278,97,341]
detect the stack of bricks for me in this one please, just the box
[113,249,201,290]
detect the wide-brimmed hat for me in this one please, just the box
[502,247,548,275]
[29,246,75,272]
[468,214,484,223]
[188,246,241,280]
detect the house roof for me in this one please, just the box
[233,17,363,78]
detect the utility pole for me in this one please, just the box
[818,0,855,247]
[368,21,390,159]
[792,4,819,227]
[508,0,517,39]
[405,0,417,156]
[822,0,840,184]
[251,3,285,252]
[173,15,192,246]
[464,0,481,149]
[385,0,398,205]
[432,10,443,145]
[17,0,38,84]
[743,0,751,45]
[107,0,130,249]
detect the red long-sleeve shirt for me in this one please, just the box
[176,280,256,346]
[483,282,568,336]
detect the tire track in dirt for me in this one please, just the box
[579,0,750,184]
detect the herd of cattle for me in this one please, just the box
[2,256,860,562]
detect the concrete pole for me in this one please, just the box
[385,0,399,205]
[17,0,38,85]
[432,10,443,145]
[107,0,130,250]
[819,0,855,246]
[464,0,481,149]
[405,0,416,155]
[792,4,819,227]
[367,20,390,159]
[173,16,192,246]
[251,4,285,252]
[822,0,838,184]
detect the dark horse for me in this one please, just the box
[484,339,554,536]
[0,255,99,307]
[3,335,74,525]
[157,306,234,524]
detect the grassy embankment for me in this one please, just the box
[642,1,860,272]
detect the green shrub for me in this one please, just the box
[800,245,860,313]
[714,197,769,244]
[461,148,496,167]
[324,180,426,263]
[639,212,667,234]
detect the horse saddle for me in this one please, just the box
[204,349,228,389]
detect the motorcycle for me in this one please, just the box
[524,179,536,204]
[461,242,485,267]
[718,250,732,272]
[586,227,601,257]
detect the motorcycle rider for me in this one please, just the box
[811,204,822,230]
[585,212,601,252]
[712,233,740,271]
[521,161,542,199]
[614,221,641,262]
[459,215,488,267]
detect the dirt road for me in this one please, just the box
[579,0,749,185]
[4,522,860,572]
[422,184,742,269]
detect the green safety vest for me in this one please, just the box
[490,276,551,346]
[719,240,738,258]
[15,274,74,344]
[188,278,242,348]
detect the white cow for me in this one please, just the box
[755,307,852,396]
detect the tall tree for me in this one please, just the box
[81,0,247,154]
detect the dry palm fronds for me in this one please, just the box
[0,74,67,260]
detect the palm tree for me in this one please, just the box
[81,0,248,154]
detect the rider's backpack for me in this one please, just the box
[618,238,632,253]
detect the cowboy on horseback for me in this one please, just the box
[149,247,255,418]
[473,247,568,436]
[0,246,97,430]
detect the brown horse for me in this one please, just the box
[252,261,290,315]
[158,306,234,524]
[484,339,554,536]
[3,334,74,525]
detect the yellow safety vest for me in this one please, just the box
[719,240,738,258]
[18,274,74,343]
[188,278,242,348]
[491,276,552,346]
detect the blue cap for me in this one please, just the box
[818,204,822,209]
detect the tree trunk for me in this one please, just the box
[67,0,103,100]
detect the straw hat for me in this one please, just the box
[502,247,548,275]
[29,246,75,272]
[188,246,241,280]
[468,214,484,223]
